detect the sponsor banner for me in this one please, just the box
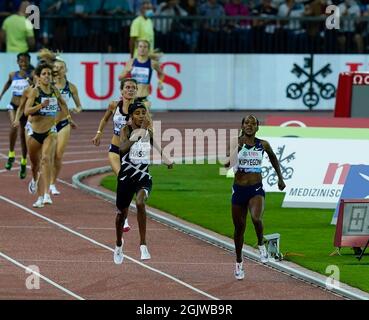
[282,184,343,209]
[2,53,369,110]
[331,165,369,224]
[246,137,369,203]
[265,116,369,128]
[258,126,369,140]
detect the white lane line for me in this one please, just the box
[0,159,107,174]
[0,251,85,301]
[0,226,54,229]
[18,259,231,266]
[56,179,77,189]
[63,151,104,155]
[62,159,107,165]
[0,195,219,301]
[0,167,20,173]
[76,227,168,231]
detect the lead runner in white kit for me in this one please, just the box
[226,115,286,280]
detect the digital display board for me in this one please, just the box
[334,200,369,248]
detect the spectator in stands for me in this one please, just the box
[252,0,279,52]
[0,1,13,17]
[225,0,252,52]
[225,0,251,26]
[199,0,226,31]
[69,0,92,52]
[155,0,193,52]
[39,0,74,51]
[304,0,326,52]
[97,0,131,52]
[130,0,155,58]
[278,0,307,52]
[359,1,369,52]
[199,0,227,52]
[0,1,35,52]
[181,0,200,52]
[181,0,198,14]
[155,0,187,35]
[337,0,364,53]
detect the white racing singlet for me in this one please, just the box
[236,138,264,173]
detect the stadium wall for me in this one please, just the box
[1,53,369,111]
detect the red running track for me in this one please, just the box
[0,111,341,300]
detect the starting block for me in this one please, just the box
[264,233,283,261]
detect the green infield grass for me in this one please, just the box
[101,164,369,293]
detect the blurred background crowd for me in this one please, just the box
[2,0,369,54]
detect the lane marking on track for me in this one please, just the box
[76,227,168,231]
[0,195,219,300]
[18,259,232,266]
[0,225,54,229]
[57,178,77,189]
[61,159,107,165]
[0,251,85,300]
[63,151,104,155]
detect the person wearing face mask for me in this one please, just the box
[129,0,155,58]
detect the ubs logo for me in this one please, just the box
[286,57,336,109]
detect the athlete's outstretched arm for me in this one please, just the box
[152,138,173,168]
[92,101,116,146]
[0,72,13,101]
[224,136,239,169]
[13,89,29,127]
[118,59,133,81]
[55,89,71,119]
[119,126,136,154]
[152,60,164,90]
[262,140,286,191]
[70,82,82,113]
[24,88,44,116]
[129,37,138,58]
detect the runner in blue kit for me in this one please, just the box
[0,53,33,178]
[226,115,286,280]
[119,39,164,109]
[113,101,173,264]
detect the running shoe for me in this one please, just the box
[43,194,53,205]
[28,178,38,194]
[33,196,44,208]
[19,164,27,179]
[123,218,131,232]
[140,245,151,260]
[258,245,269,263]
[5,157,15,170]
[114,241,124,264]
[234,262,245,280]
[49,184,60,195]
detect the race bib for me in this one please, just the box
[39,97,58,116]
[129,139,151,165]
[132,66,150,84]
